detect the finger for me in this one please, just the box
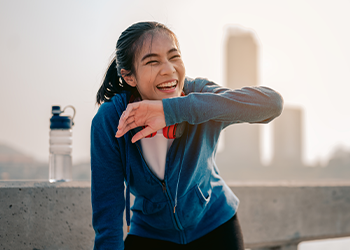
[124,103,139,121]
[131,126,156,143]
[117,111,126,129]
[116,117,137,138]
[118,106,138,130]
[115,128,125,138]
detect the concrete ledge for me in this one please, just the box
[1,181,350,249]
[230,181,350,249]
[0,181,93,250]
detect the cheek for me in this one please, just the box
[175,61,185,73]
[136,69,154,87]
[143,68,158,83]
[179,65,186,79]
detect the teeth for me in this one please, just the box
[157,80,177,88]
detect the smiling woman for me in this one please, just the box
[121,31,185,100]
[91,21,283,250]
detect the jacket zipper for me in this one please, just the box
[162,181,167,193]
[161,180,181,230]
[130,130,182,231]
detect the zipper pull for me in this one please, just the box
[174,205,176,214]
[162,181,166,193]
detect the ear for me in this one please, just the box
[120,69,137,87]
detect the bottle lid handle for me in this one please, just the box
[62,105,76,126]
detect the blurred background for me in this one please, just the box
[0,0,349,248]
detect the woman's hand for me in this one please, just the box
[115,100,166,143]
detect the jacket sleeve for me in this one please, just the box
[162,77,283,127]
[91,106,125,250]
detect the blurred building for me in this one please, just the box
[216,27,261,174]
[327,146,350,168]
[271,107,304,168]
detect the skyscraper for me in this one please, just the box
[271,107,303,168]
[216,27,261,176]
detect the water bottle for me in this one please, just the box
[49,105,76,183]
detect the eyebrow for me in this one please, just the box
[141,48,179,62]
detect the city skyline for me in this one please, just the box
[1,1,350,167]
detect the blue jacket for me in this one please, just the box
[91,77,283,249]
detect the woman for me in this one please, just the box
[91,21,283,250]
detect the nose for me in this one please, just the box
[160,60,176,75]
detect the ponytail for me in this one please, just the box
[96,56,134,105]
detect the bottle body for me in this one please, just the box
[49,129,72,182]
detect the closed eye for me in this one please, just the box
[170,55,180,60]
[146,60,158,65]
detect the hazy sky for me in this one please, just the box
[1,0,349,166]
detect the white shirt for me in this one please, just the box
[140,129,174,180]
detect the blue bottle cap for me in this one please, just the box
[50,106,73,129]
[52,106,62,115]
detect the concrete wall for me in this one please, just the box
[230,181,350,249]
[1,181,350,250]
[0,181,94,250]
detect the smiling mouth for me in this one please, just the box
[156,80,177,90]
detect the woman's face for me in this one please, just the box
[123,31,185,100]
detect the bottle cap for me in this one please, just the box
[51,106,62,115]
[50,106,75,129]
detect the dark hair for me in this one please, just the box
[96,21,180,105]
